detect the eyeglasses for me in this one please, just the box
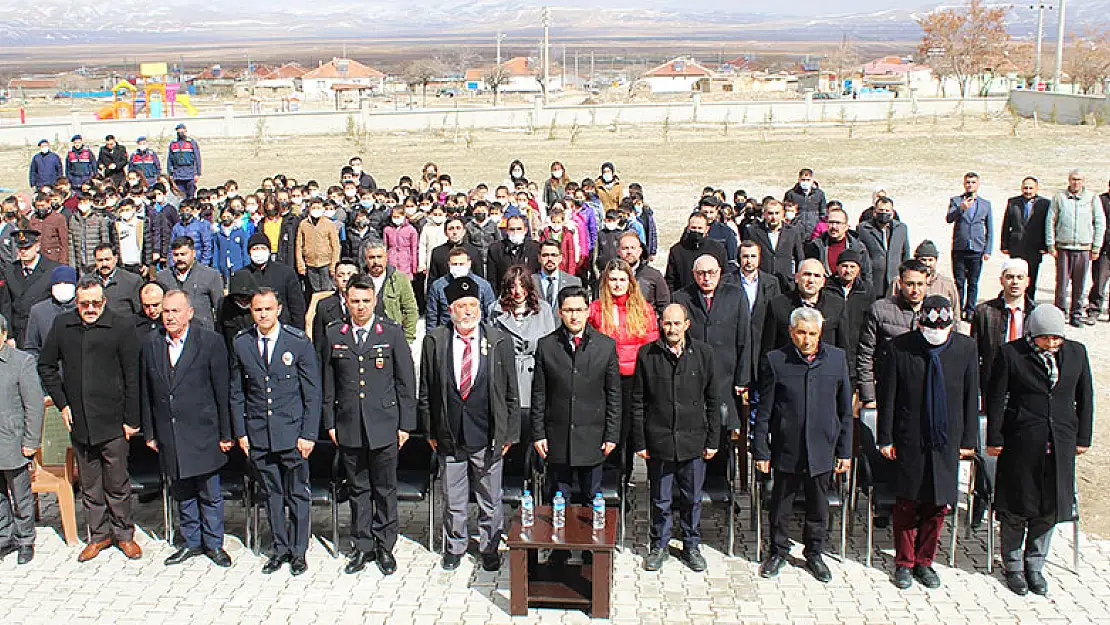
[694,269,720,277]
[76,299,104,309]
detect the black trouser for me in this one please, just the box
[607,375,635,480]
[1016,253,1043,302]
[648,457,706,551]
[549,463,603,506]
[768,469,831,559]
[73,436,134,543]
[1089,248,1110,313]
[251,448,310,558]
[952,250,984,315]
[340,441,399,553]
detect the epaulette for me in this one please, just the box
[234,327,254,338]
[282,325,307,338]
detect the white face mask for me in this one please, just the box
[391,216,405,226]
[352,166,362,174]
[78,204,92,214]
[552,169,563,179]
[920,326,952,346]
[799,180,814,192]
[324,208,336,219]
[52,283,75,303]
[449,264,470,279]
[430,214,446,225]
[40,146,50,154]
[508,232,526,246]
[602,173,614,183]
[291,197,304,205]
[309,208,325,219]
[344,189,357,197]
[512,169,523,179]
[250,249,271,265]
[403,206,417,216]
[120,211,135,222]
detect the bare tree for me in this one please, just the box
[917,0,1009,97]
[1067,27,1110,94]
[403,59,445,107]
[484,64,511,106]
[436,47,480,83]
[825,33,860,94]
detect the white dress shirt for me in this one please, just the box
[352,316,375,345]
[257,323,281,364]
[166,328,189,367]
[452,327,481,390]
[741,272,759,313]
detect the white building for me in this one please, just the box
[301,58,386,100]
[641,58,715,93]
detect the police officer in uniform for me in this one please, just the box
[230,287,321,576]
[322,274,417,576]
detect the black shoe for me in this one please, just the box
[759,554,786,578]
[1083,313,1097,326]
[205,548,232,568]
[1070,317,1083,328]
[481,552,501,572]
[806,554,832,583]
[681,546,707,572]
[345,550,375,574]
[442,552,462,571]
[16,546,33,565]
[873,515,890,529]
[377,547,397,575]
[1005,571,1029,596]
[1026,570,1048,595]
[893,566,913,589]
[913,564,941,589]
[644,546,668,571]
[0,543,16,559]
[262,553,290,574]
[289,556,308,576]
[164,546,204,566]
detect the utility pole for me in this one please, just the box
[590,50,595,86]
[496,31,506,67]
[1053,0,1066,91]
[541,7,551,105]
[574,49,580,90]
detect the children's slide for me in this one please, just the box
[176,94,198,116]
[95,101,133,120]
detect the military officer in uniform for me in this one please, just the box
[322,273,417,576]
[0,230,62,349]
[230,287,321,576]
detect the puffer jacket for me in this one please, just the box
[857,294,919,403]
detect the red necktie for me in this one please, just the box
[1007,308,1020,342]
[705,295,712,312]
[459,337,473,399]
[573,336,582,351]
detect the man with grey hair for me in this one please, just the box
[1047,169,1106,327]
[0,313,45,564]
[753,306,853,582]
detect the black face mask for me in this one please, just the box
[874,212,893,225]
[685,230,704,245]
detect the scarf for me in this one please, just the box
[922,335,951,451]
[1028,338,1059,388]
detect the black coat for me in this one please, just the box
[417,323,520,456]
[753,344,853,475]
[634,262,671,319]
[630,338,721,463]
[311,292,348,364]
[429,241,484,285]
[674,283,751,427]
[0,256,61,349]
[743,223,805,288]
[761,290,847,361]
[37,308,141,446]
[987,339,1093,522]
[274,214,301,268]
[664,236,727,294]
[824,279,876,389]
[737,270,782,384]
[322,317,417,450]
[97,144,128,184]
[234,262,307,330]
[139,327,231,480]
[486,239,540,295]
[970,294,1034,397]
[102,268,143,316]
[530,326,622,466]
[1000,195,1050,258]
[877,331,979,506]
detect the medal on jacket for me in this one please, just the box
[376,347,384,369]
[481,338,488,356]
[282,351,293,366]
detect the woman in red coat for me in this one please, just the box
[589,258,659,478]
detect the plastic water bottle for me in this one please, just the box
[592,492,606,531]
[552,491,566,530]
[521,490,535,529]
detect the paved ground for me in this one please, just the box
[3,462,1109,625]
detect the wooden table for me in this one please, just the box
[506,505,617,618]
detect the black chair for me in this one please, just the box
[218,447,254,552]
[396,436,436,551]
[127,435,171,543]
[697,428,739,556]
[750,459,849,562]
[307,440,346,557]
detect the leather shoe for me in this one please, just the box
[344,550,375,574]
[913,564,941,589]
[893,566,913,589]
[1026,570,1048,595]
[117,540,143,560]
[289,556,308,576]
[681,546,707,572]
[0,543,16,559]
[262,553,290,574]
[377,547,397,575]
[759,554,786,578]
[442,552,462,571]
[77,539,112,563]
[644,546,668,571]
[806,554,832,583]
[205,548,232,568]
[481,552,501,572]
[164,546,203,566]
[1005,571,1029,596]
[17,546,33,565]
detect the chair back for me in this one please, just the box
[856,407,896,488]
[976,414,997,490]
[397,436,434,502]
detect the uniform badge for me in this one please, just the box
[282,351,294,366]
[340,324,349,335]
[375,323,383,334]
[376,357,385,369]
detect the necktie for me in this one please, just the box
[22,265,31,278]
[573,336,581,351]
[356,328,367,347]
[459,337,473,399]
[546,277,556,307]
[704,295,712,312]
[1023,201,1032,222]
[1007,308,1020,342]
[260,336,271,367]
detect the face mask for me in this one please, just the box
[603,222,619,231]
[920,326,952,346]
[391,216,405,226]
[785,210,797,221]
[355,219,370,229]
[449,265,469,279]
[120,211,135,221]
[250,249,271,265]
[549,223,563,232]
[508,232,526,246]
[473,213,487,223]
[511,169,523,179]
[602,173,614,183]
[430,214,445,225]
[344,189,357,198]
[874,212,893,225]
[177,132,187,140]
[221,217,234,226]
[403,206,417,216]
[52,283,75,303]
[40,146,50,154]
[552,169,563,179]
[799,180,813,192]
[352,166,362,174]
[137,144,148,152]
[309,208,325,219]
[324,208,336,219]
[291,197,304,205]
[78,204,92,214]
[685,230,704,244]
[360,200,373,208]
[634,203,643,214]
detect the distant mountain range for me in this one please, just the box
[0,0,1106,49]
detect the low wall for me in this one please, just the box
[0,97,1007,146]
[1008,89,1110,124]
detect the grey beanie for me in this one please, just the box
[1027,304,1067,338]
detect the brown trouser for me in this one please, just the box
[1054,250,1089,319]
[73,436,134,543]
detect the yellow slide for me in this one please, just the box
[176,94,198,116]
[95,101,133,120]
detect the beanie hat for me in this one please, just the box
[51,265,78,286]
[1027,304,1067,338]
[914,240,940,259]
[248,232,271,251]
[919,295,955,329]
[836,248,863,267]
[445,276,479,304]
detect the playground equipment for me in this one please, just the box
[94,62,198,119]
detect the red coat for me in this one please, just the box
[588,296,658,376]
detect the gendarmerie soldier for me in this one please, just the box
[230,287,321,576]
[322,274,417,577]
[0,229,62,349]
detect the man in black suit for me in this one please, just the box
[322,274,417,576]
[532,240,582,312]
[531,285,621,504]
[139,290,235,568]
[762,259,847,359]
[753,306,853,582]
[736,241,781,386]
[429,218,483,285]
[743,199,805,291]
[1000,176,1050,299]
[674,254,751,429]
[233,232,307,330]
[93,244,142,316]
[0,230,61,348]
[311,258,357,358]
[485,215,540,296]
[229,288,321,576]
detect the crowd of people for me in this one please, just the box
[0,136,1102,599]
